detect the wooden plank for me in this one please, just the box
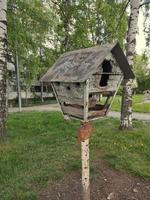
[40,82,44,103]
[84,80,89,121]
[82,80,90,200]
[88,109,107,118]
[89,74,122,93]
[61,104,84,119]
[93,73,122,75]
[89,87,116,93]
[51,83,65,116]
[105,75,123,115]
[58,95,84,106]
[41,43,117,83]
[81,138,90,200]
[53,82,84,99]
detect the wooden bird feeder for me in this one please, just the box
[40,42,134,200]
[41,42,134,121]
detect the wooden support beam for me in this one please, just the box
[84,80,89,121]
[41,82,44,103]
[81,79,90,200]
[81,138,90,200]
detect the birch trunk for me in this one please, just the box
[81,138,90,200]
[120,0,140,130]
[0,0,7,138]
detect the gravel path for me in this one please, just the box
[9,104,150,121]
[108,111,150,121]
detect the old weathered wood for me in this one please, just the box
[84,80,89,121]
[40,42,134,83]
[106,76,123,116]
[40,42,136,200]
[88,109,107,119]
[81,79,90,200]
[61,104,84,119]
[40,82,44,103]
[53,82,84,98]
[89,74,121,93]
[51,83,64,116]
[78,122,92,142]
[81,138,90,200]
[58,95,84,106]
[41,42,134,122]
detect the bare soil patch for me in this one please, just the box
[39,160,150,200]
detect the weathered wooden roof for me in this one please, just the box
[41,42,134,83]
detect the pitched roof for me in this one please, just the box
[40,42,134,83]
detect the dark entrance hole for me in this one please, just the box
[99,60,112,87]
[67,86,71,90]
[76,82,80,88]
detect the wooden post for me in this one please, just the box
[81,138,90,200]
[82,79,90,200]
[41,82,44,103]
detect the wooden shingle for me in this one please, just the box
[40,42,134,83]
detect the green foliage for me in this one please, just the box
[143,4,150,54]
[0,112,150,199]
[7,0,57,87]
[50,0,128,53]
[7,0,128,88]
[133,54,150,92]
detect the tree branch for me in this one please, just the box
[115,0,131,31]
[140,0,150,7]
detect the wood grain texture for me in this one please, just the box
[40,42,134,83]
[61,104,84,119]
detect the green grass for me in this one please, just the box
[0,112,150,200]
[111,94,150,113]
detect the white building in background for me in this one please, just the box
[5,4,150,102]
[7,62,53,102]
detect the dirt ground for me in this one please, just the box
[39,160,150,200]
[9,104,150,121]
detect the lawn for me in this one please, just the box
[0,112,150,200]
[111,94,150,113]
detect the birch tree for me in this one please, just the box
[0,0,7,137]
[7,0,54,95]
[120,0,140,130]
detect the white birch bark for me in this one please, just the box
[81,79,90,200]
[81,138,90,200]
[120,0,140,130]
[0,0,7,137]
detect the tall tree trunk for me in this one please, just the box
[15,52,22,112]
[60,0,72,53]
[120,0,140,130]
[0,0,7,138]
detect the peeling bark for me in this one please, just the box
[0,0,7,137]
[81,138,90,200]
[120,79,133,130]
[120,0,140,130]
